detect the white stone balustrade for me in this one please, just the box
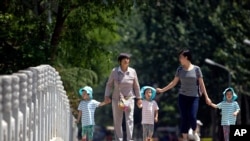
[0,65,77,141]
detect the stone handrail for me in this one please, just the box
[0,65,77,141]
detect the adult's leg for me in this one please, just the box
[178,94,191,141]
[112,100,124,141]
[124,99,135,141]
[190,97,200,141]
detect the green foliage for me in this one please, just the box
[56,4,121,82]
[57,66,98,118]
[59,67,98,91]
[0,8,51,74]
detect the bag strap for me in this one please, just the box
[195,66,202,96]
[115,67,123,99]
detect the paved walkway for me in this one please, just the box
[50,137,64,141]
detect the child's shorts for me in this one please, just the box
[142,124,154,139]
[82,125,94,140]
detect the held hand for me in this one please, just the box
[205,97,212,105]
[156,88,163,94]
[233,111,238,116]
[137,99,142,106]
[154,117,158,123]
[137,103,142,108]
[105,96,111,104]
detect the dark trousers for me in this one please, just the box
[178,94,199,133]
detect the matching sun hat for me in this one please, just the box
[222,87,238,101]
[78,86,93,99]
[140,86,156,100]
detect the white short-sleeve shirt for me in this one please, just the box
[141,100,159,125]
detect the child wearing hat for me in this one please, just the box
[137,86,159,141]
[76,86,110,141]
[210,87,240,141]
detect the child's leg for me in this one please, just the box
[222,125,230,141]
[142,124,147,141]
[148,124,154,139]
[81,135,87,141]
[81,126,87,141]
[86,125,94,141]
[142,124,154,141]
[147,124,154,141]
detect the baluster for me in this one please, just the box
[50,68,57,138]
[14,73,28,141]
[2,75,15,141]
[28,67,39,141]
[40,66,46,141]
[36,66,43,141]
[41,65,49,141]
[11,75,23,141]
[19,70,33,141]
[0,77,4,141]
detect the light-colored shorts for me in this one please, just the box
[142,124,154,140]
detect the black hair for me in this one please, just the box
[143,88,151,95]
[225,89,232,94]
[178,49,192,62]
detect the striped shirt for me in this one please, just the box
[78,100,100,126]
[141,100,159,125]
[217,101,240,125]
[175,65,202,97]
[105,66,141,100]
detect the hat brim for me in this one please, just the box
[140,86,156,100]
[118,53,132,61]
[78,87,93,99]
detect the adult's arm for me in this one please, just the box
[104,69,115,103]
[133,69,141,99]
[156,76,179,93]
[198,77,211,105]
[105,69,115,97]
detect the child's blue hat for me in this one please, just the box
[78,86,93,99]
[140,86,156,100]
[222,87,237,101]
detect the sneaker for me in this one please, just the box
[193,133,200,141]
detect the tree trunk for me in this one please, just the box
[50,6,67,63]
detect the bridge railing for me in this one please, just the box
[0,65,77,141]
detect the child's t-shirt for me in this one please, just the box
[217,101,240,125]
[141,100,159,125]
[78,99,100,126]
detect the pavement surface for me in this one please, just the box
[50,137,64,141]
